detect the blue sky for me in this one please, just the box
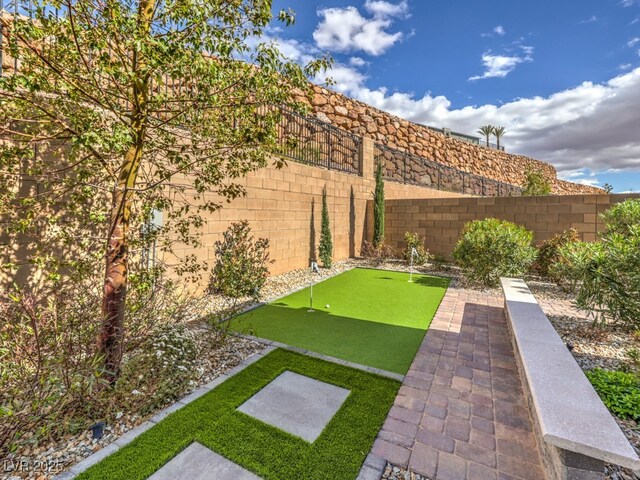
[267,0,640,192]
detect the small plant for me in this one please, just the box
[603,183,614,193]
[319,187,333,268]
[361,240,395,266]
[586,369,640,421]
[522,167,551,196]
[116,324,198,415]
[209,220,272,300]
[373,161,385,247]
[453,218,537,286]
[403,232,431,266]
[601,199,640,238]
[533,229,580,279]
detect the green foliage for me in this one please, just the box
[477,125,495,146]
[493,126,506,149]
[603,183,614,193]
[573,230,640,330]
[534,228,580,279]
[209,220,272,300]
[586,369,640,421]
[601,199,640,238]
[403,232,431,266]
[522,167,552,196]
[453,218,537,286]
[0,0,330,376]
[319,187,333,268]
[373,161,385,247]
[116,324,198,416]
[549,240,602,292]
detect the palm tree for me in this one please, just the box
[493,126,506,150]
[477,125,495,147]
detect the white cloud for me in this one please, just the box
[629,37,640,48]
[324,65,640,175]
[619,63,633,70]
[364,0,409,19]
[558,169,600,187]
[349,56,368,67]
[494,25,506,36]
[579,15,598,24]
[313,4,406,56]
[469,53,528,81]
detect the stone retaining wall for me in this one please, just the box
[292,85,603,196]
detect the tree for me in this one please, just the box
[318,186,333,268]
[493,126,506,150]
[0,1,329,381]
[603,183,614,193]
[373,160,385,247]
[522,167,552,196]
[477,125,495,147]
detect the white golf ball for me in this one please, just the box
[325,304,330,309]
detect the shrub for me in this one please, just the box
[549,240,603,292]
[586,369,640,421]
[573,230,640,330]
[601,199,640,238]
[522,167,552,196]
[319,187,333,268]
[116,324,198,415]
[453,218,537,286]
[403,232,431,266]
[209,220,272,300]
[373,161,385,247]
[533,228,580,279]
[361,240,395,265]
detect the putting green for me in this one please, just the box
[232,268,449,374]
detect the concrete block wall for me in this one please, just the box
[166,139,465,289]
[377,194,640,258]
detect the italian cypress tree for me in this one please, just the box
[373,161,385,247]
[319,187,333,268]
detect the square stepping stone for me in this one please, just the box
[237,370,350,442]
[148,442,260,480]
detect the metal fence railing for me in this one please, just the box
[374,143,522,197]
[275,106,362,175]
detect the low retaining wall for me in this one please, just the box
[500,278,640,479]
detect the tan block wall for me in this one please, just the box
[377,194,640,258]
[166,138,464,289]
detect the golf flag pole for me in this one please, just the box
[308,261,319,312]
[409,247,417,283]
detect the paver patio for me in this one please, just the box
[371,287,547,480]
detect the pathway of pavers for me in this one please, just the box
[370,288,547,480]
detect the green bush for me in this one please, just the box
[522,167,551,196]
[586,369,640,421]
[601,199,640,238]
[209,220,272,300]
[573,230,640,329]
[453,218,537,286]
[549,240,602,292]
[373,161,385,247]
[403,232,431,266]
[533,228,579,279]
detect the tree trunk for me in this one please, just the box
[97,0,153,383]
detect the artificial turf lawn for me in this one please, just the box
[232,268,450,374]
[77,349,400,480]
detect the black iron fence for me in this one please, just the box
[375,143,522,197]
[275,106,362,175]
